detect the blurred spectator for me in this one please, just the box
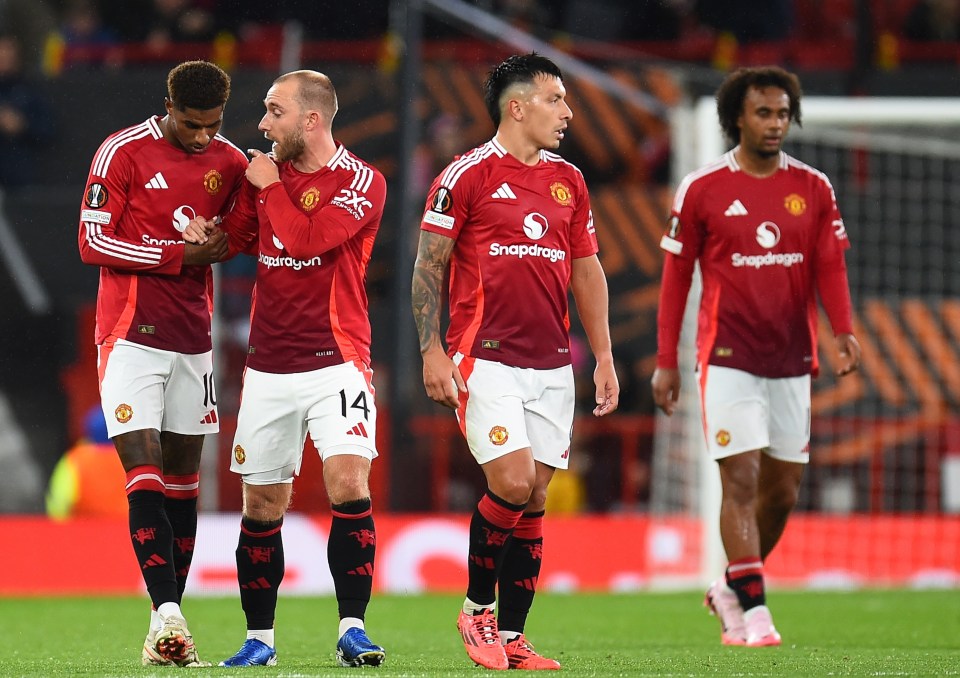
[144,0,216,47]
[275,0,389,39]
[695,0,793,42]
[482,0,557,37]
[563,0,686,41]
[0,33,54,188]
[100,0,215,44]
[45,406,127,520]
[0,0,57,74]
[59,0,119,48]
[903,0,960,41]
[413,113,467,199]
[56,0,123,70]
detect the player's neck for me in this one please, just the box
[494,132,541,166]
[734,145,780,178]
[291,137,338,174]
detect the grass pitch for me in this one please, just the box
[2,590,958,676]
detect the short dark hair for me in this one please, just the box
[167,60,231,112]
[483,52,563,127]
[715,66,802,145]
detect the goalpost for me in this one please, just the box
[660,96,960,587]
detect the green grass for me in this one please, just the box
[1,591,959,676]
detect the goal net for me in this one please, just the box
[658,96,960,588]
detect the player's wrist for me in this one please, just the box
[656,354,678,370]
[593,351,614,366]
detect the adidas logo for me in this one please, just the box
[141,554,168,569]
[346,422,369,437]
[144,172,169,189]
[200,410,218,425]
[724,199,748,216]
[491,183,517,200]
[347,562,374,576]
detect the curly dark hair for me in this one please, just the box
[716,66,802,145]
[483,52,563,127]
[166,61,231,112]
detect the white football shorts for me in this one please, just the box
[454,353,575,469]
[698,364,811,463]
[230,361,378,484]
[97,337,218,438]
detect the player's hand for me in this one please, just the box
[183,227,228,265]
[835,333,861,377]
[593,359,620,417]
[651,367,681,416]
[183,216,217,244]
[246,148,281,190]
[421,346,466,409]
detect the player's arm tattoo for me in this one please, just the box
[411,231,455,353]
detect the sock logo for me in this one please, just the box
[347,562,375,576]
[242,545,275,564]
[132,527,157,544]
[141,554,168,569]
[349,529,376,547]
[481,527,509,546]
[513,576,538,590]
[469,554,495,569]
[523,543,543,560]
[174,537,196,554]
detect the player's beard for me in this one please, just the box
[273,124,306,162]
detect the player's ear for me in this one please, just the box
[507,98,523,122]
[305,109,322,131]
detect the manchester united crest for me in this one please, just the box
[550,182,572,206]
[300,187,321,211]
[716,429,731,447]
[489,425,509,446]
[784,193,806,216]
[115,403,133,424]
[204,169,223,195]
[234,444,246,464]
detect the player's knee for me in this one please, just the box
[241,485,290,522]
[527,486,548,511]
[326,479,369,506]
[491,477,534,506]
[763,482,799,516]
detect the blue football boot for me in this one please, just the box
[336,627,385,667]
[219,638,278,667]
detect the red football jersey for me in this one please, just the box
[420,137,598,370]
[660,150,851,377]
[222,144,385,374]
[77,116,247,353]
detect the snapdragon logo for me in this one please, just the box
[489,242,566,262]
[143,235,182,246]
[755,221,780,248]
[731,252,804,269]
[172,205,197,233]
[522,212,549,240]
[259,253,323,270]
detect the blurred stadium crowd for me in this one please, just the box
[3,0,960,74]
